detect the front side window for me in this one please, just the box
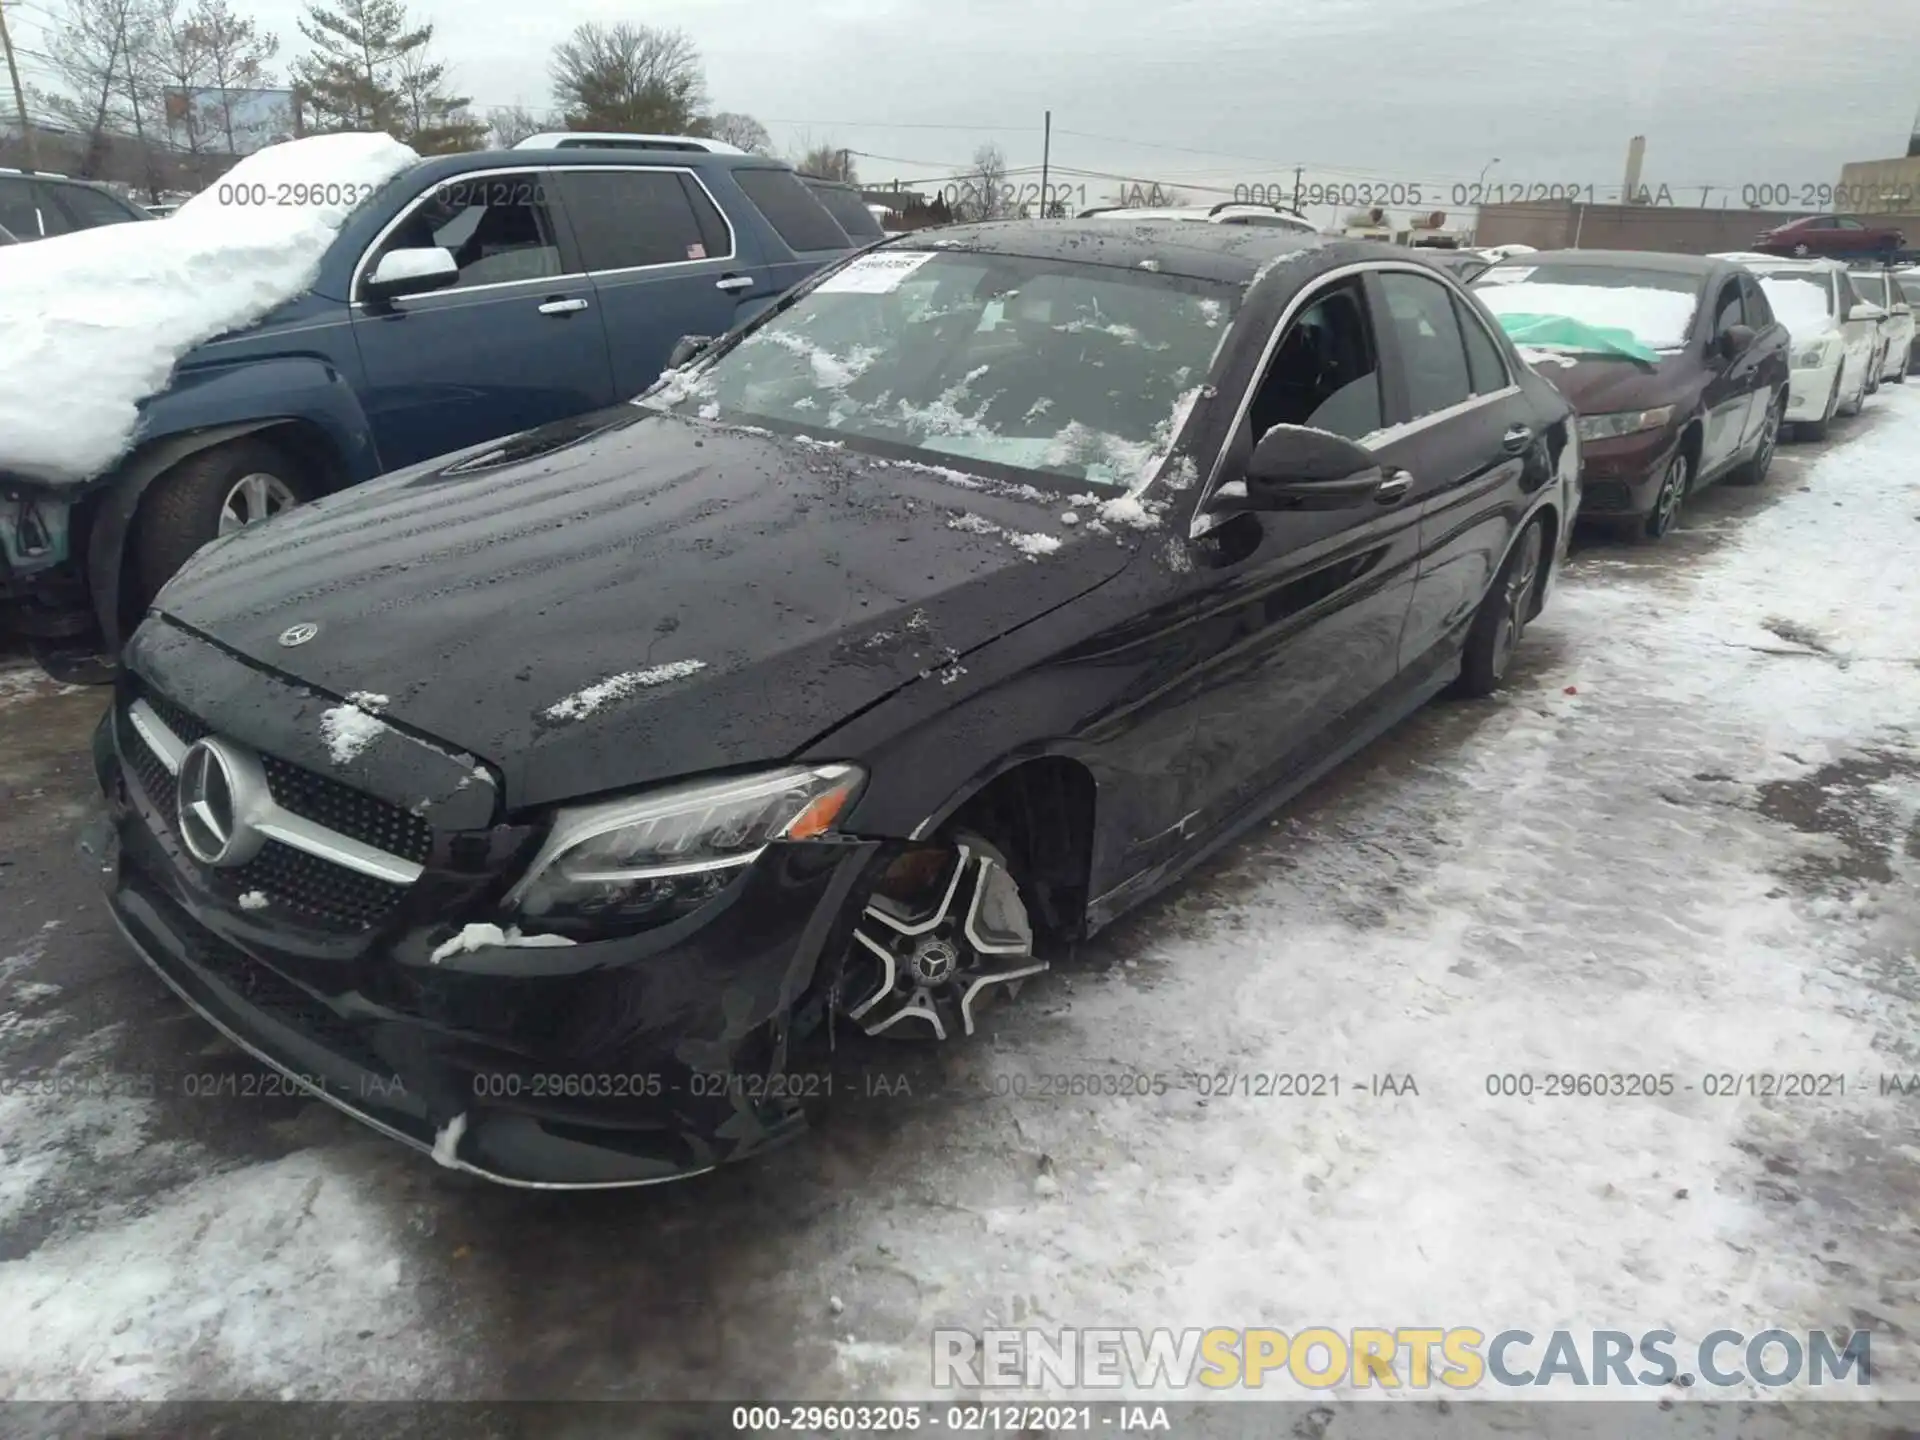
[1835,217,1864,230]
[1248,281,1383,441]
[1847,272,1889,307]
[1739,275,1774,327]
[367,171,563,294]
[649,249,1237,488]
[555,169,730,270]
[1376,271,1472,419]
[1710,279,1743,337]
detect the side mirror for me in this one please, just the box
[1718,323,1756,359]
[667,334,716,371]
[364,247,459,304]
[1208,425,1384,513]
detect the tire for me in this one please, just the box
[1452,519,1545,699]
[134,438,313,604]
[1729,389,1782,485]
[1642,449,1691,541]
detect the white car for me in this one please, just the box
[1845,268,1913,383]
[1713,254,1878,438]
[1079,200,1318,235]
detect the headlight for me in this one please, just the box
[506,764,864,932]
[1792,341,1835,370]
[1575,406,1674,442]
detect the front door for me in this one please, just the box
[1178,273,1422,840]
[1699,275,1759,476]
[349,167,617,472]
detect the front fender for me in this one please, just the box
[86,359,382,649]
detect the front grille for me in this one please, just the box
[1579,479,1631,514]
[120,686,423,930]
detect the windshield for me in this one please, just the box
[1754,272,1836,333]
[1848,273,1889,307]
[1473,263,1700,350]
[647,249,1236,488]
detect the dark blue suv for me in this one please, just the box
[0,146,859,670]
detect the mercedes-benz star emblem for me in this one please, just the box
[176,738,270,868]
[278,622,319,647]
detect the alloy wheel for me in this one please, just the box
[217,472,300,534]
[1646,453,1688,539]
[1489,524,1543,680]
[845,839,1044,1041]
[1752,394,1780,480]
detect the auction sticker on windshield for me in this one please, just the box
[816,250,939,293]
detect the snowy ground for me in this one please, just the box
[1,391,1918,1420]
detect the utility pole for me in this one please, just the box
[0,0,36,170]
[837,147,851,182]
[1039,108,1051,217]
[1291,166,1303,213]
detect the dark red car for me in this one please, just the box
[1753,214,1905,261]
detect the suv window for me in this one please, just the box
[1248,278,1384,442]
[1453,295,1509,394]
[803,179,883,240]
[1710,278,1743,337]
[0,176,40,236]
[555,169,731,270]
[369,171,564,293]
[1376,270,1472,419]
[50,182,142,229]
[733,168,850,252]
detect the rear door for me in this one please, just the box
[552,165,764,399]
[349,166,617,471]
[1369,267,1536,673]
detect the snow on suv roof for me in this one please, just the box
[511,132,745,154]
[1081,201,1315,230]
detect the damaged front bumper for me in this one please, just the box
[0,483,94,640]
[91,703,884,1188]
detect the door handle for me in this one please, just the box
[1374,470,1414,503]
[538,297,589,315]
[715,275,754,292]
[1501,424,1532,453]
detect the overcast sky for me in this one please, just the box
[15,0,1920,219]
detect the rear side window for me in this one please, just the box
[556,169,730,270]
[0,177,39,236]
[1453,295,1509,394]
[733,168,850,252]
[804,179,883,240]
[51,183,142,229]
[1376,271,1472,419]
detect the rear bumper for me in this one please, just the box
[92,712,884,1188]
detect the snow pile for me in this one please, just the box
[945,510,1061,562]
[1476,279,1697,350]
[542,659,708,722]
[0,133,419,485]
[319,701,388,765]
[428,923,577,964]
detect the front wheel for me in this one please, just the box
[1452,519,1545,699]
[1729,391,1782,485]
[135,439,313,605]
[1642,450,1691,541]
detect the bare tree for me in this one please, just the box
[699,109,770,155]
[35,0,158,181]
[486,103,555,148]
[952,141,1008,221]
[549,22,705,134]
[794,140,854,182]
[184,0,280,153]
[394,41,481,151]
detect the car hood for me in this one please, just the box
[1533,352,1694,414]
[153,407,1135,809]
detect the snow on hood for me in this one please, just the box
[0,133,418,486]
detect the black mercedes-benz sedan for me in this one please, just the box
[88,221,1579,1187]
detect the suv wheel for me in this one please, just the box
[136,438,314,604]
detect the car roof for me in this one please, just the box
[889,218,1339,283]
[406,148,794,181]
[1715,252,1845,273]
[1493,248,1721,275]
